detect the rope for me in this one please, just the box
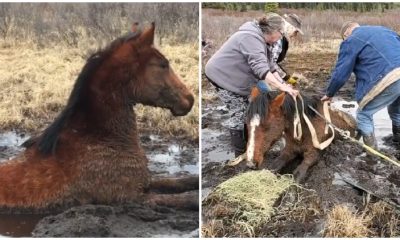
[308,105,400,168]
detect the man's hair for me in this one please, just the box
[257,13,284,34]
[341,21,358,39]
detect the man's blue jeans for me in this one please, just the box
[357,79,400,136]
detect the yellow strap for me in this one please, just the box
[323,101,331,134]
[293,95,335,150]
[299,95,335,150]
[342,132,400,168]
[293,96,302,141]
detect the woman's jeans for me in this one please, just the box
[357,79,400,136]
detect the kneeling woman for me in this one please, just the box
[205,14,298,156]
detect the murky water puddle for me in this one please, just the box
[0,214,49,237]
[331,98,392,148]
[201,128,234,165]
[0,132,29,162]
[0,132,198,237]
[146,135,199,176]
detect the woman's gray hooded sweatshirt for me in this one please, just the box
[205,21,277,96]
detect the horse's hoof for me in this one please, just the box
[293,168,307,183]
[269,160,285,172]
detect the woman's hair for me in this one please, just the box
[257,13,284,34]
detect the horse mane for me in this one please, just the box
[246,90,320,124]
[281,94,320,120]
[246,91,273,122]
[23,31,142,155]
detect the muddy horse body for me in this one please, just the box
[0,23,196,209]
[237,88,355,182]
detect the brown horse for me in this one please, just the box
[228,87,356,182]
[0,23,197,210]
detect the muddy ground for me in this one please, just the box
[202,52,400,237]
[0,131,199,237]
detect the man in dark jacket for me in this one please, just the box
[322,21,400,148]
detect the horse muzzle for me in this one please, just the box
[170,93,194,116]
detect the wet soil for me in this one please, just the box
[0,131,199,237]
[32,204,198,237]
[202,52,400,237]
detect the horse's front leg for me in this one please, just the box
[144,191,198,210]
[293,148,319,183]
[270,136,299,172]
[149,176,198,194]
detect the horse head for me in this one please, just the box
[109,22,194,116]
[245,89,287,168]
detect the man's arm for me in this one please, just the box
[325,40,358,98]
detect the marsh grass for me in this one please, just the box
[203,170,296,237]
[0,42,199,140]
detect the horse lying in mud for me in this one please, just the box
[0,23,197,210]
[228,87,356,182]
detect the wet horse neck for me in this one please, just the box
[71,85,140,146]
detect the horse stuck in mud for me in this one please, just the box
[228,87,357,182]
[0,23,198,211]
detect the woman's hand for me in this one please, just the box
[280,83,299,98]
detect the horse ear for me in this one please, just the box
[131,22,139,33]
[273,92,286,107]
[138,22,155,46]
[249,86,260,102]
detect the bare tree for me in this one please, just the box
[0,3,14,41]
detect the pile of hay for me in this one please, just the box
[202,170,295,237]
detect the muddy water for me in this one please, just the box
[0,132,198,237]
[146,136,199,176]
[331,98,392,147]
[0,214,48,237]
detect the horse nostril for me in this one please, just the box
[186,93,194,108]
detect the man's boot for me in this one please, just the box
[230,129,246,157]
[392,124,400,144]
[363,133,377,149]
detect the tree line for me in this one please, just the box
[202,2,400,13]
[0,3,198,46]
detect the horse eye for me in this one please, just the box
[160,60,169,69]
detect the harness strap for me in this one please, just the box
[294,95,335,150]
[293,96,302,140]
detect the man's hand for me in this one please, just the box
[321,95,332,102]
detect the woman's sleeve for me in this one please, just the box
[239,35,270,80]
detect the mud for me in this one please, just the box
[32,204,198,237]
[0,131,199,237]
[202,52,400,237]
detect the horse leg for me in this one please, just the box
[144,191,198,210]
[149,176,198,194]
[293,149,319,183]
[270,137,298,172]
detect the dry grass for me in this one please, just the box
[324,204,372,237]
[366,201,400,237]
[0,41,199,140]
[324,201,400,237]
[202,170,296,237]
[202,8,400,57]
